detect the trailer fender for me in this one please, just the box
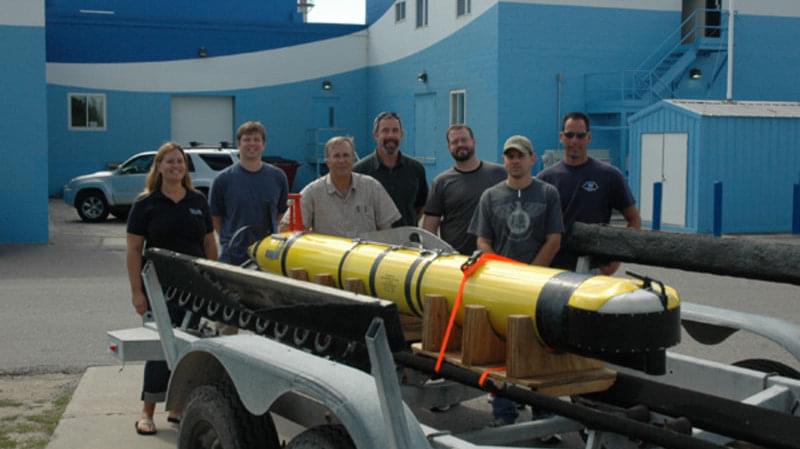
[166,334,430,449]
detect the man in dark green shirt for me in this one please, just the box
[353,112,428,227]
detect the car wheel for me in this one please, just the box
[76,191,109,222]
[285,425,355,449]
[178,382,279,449]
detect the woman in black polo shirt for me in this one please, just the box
[125,142,217,436]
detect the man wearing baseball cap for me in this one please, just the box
[468,134,563,427]
[469,135,563,267]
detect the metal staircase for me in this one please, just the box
[582,8,728,169]
[585,8,728,114]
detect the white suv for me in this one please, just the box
[63,147,237,222]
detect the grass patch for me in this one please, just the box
[0,381,77,449]
[0,430,16,449]
[0,401,22,409]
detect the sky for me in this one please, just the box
[307,0,366,24]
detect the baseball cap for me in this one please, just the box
[503,135,533,155]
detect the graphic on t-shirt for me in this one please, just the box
[498,200,545,240]
[582,180,599,192]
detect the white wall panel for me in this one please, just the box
[0,0,44,27]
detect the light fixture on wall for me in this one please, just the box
[417,71,428,83]
[197,47,209,58]
[321,80,333,91]
[689,68,702,80]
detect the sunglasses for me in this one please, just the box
[562,131,588,139]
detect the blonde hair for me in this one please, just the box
[142,142,194,196]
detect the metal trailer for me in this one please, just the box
[109,230,800,449]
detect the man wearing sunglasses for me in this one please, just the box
[539,112,641,275]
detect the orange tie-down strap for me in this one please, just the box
[479,366,506,387]
[434,252,520,373]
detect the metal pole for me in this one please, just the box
[726,0,735,101]
[793,184,800,235]
[652,182,663,230]
[713,181,723,236]
[364,318,417,449]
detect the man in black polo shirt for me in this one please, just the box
[353,112,428,227]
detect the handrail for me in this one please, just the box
[586,8,728,108]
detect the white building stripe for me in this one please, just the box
[45,0,800,92]
[0,0,44,27]
[47,31,368,92]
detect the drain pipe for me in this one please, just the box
[726,0,735,101]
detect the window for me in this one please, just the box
[69,93,106,130]
[457,0,471,17]
[197,153,234,171]
[395,1,406,22]
[416,0,428,28]
[119,155,154,175]
[449,90,466,125]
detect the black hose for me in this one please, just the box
[393,352,727,449]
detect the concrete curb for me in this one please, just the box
[47,365,176,449]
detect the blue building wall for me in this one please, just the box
[48,67,369,195]
[673,13,800,102]
[5,0,800,243]
[46,0,302,25]
[366,4,501,181]
[367,0,394,25]
[698,116,800,233]
[0,5,49,244]
[46,18,363,63]
[497,3,679,170]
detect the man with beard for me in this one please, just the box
[422,125,506,255]
[539,112,640,274]
[468,134,563,428]
[353,112,428,227]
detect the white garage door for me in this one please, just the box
[640,133,688,227]
[171,96,234,146]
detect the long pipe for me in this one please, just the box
[726,0,735,100]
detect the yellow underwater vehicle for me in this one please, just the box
[250,231,681,374]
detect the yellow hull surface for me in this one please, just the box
[251,232,681,361]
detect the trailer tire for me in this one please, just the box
[733,358,800,379]
[285,425,355,449]
[178,382,279,449]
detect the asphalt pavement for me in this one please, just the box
[1,200,799,449]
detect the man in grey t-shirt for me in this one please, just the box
[468,134,563,426]
[423,125,506,255]
[469,135,563,265]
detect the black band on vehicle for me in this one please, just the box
[402,251,433,317]
[279,232,305,276]
[414,250,444,313]
[337,239,364,288]
[368,246,398,297]
[535,271,591,348]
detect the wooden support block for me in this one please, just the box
[288,268,308,281]
[343,277,365,294]
[506,314,603,378]
[461,305,505,366]
[421,294,461,352]
[313,273,335,287]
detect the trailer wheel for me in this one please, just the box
[733,358,800,379]
[178,382,279,449]
[285,425,355,449]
